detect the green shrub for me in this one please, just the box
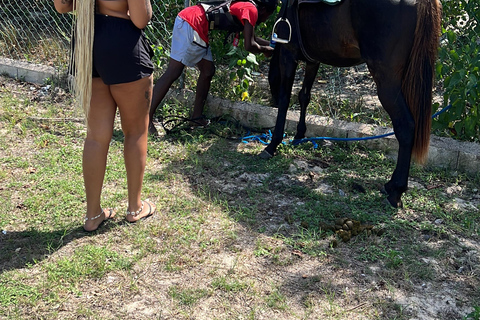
[435,0,480,142]
[209,7,278,101]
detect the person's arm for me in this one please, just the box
[254,35,270,46]
[127,0,152,29]
[54,0,75,13]
[243,20,274,56]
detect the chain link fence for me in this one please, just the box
[1,0,479,141]
[0,0,187,71]
[1,1,477,72]
[1,0,69,67]
[1,1,478,72]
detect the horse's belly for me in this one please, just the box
[309,39,362,66]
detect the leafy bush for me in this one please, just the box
[434,0,480,142]
[464,306,480,320]
[209,31,263,101]
[145,1,277,101]
[209,8,278,101]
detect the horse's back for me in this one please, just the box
[297,0,418,67]
[351,0,417,65]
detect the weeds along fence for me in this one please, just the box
[0,0,186,71]
[0,1,478,77]
[0,0,479,141]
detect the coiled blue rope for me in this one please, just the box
[242,130,286,145]
[241,104,452,147]
[241,131,273,145]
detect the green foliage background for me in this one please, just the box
[435,0,479,142]
[146,0,480,141]
[0,0,478,141]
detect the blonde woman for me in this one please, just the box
[54,0,156,231]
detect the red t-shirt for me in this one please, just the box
[178,2,258,44]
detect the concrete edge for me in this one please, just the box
[0,57,58,84]
[1,60,479,175]
[205,96,480,174]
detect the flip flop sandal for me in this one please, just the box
[83,208,116,233]
[126,200,156,223]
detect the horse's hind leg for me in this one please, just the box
[294,62,320,141]
[373,75,415,208]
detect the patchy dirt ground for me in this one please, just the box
[182,142,480,319]
[1,75,479,319]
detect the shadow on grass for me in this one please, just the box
[150,122,479,318]
[0,221,119,273]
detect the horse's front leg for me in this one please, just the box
[261,46,298,158]
[268,46,281,108]
[294,62,320,141]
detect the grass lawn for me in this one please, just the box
[1,75,479,320]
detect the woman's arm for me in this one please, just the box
[127,0,152,29]
[54,0,75,13]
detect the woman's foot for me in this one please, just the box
[126,199,156,223]
[83,208,116,232]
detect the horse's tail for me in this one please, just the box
[402,0,442,164]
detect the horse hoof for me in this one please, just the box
[386,195,403,208]
[259,150,274,159]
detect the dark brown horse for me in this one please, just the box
[263,0,442,207]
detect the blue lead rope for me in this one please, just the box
[241,130,286,145]
[241,132,272,145]
[432,103,452,118]
[241,104,452,148]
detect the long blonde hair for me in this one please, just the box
[72,0,95,124]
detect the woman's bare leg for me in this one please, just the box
[111,75,156,221]
[83,78,117,231]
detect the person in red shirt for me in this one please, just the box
[148,0,277,135]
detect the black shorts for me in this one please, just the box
[93,14,154,85]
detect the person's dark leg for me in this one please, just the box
[148,58,185,135]
[191,58,215,125]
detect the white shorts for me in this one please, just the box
[170,16,213,67]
